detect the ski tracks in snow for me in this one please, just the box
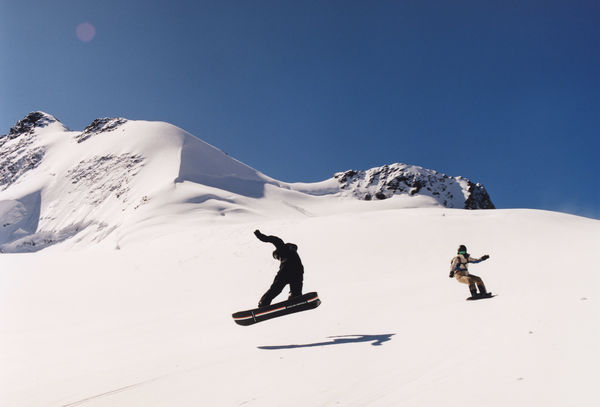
[60,375,167,407]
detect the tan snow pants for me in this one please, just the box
[455,272,486,293]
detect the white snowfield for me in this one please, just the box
[1,114,598,406]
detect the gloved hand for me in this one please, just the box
[254,230,264,239]
[449,271,454,278]
[481,254,490,261]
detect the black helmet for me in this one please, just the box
[458,245,467,255]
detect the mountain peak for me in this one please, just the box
[5,111,65,139]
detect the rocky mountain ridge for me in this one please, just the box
[334,164,494,209]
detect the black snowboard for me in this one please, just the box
[466,293,496,301]
[232,292,321,326]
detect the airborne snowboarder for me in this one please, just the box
[449,245,491,299]
[254,230,304,307]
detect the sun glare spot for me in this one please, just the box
[76,22,96,42]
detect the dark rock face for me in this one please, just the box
[76,118,128,143]
[0,113,55,189]
[464,181,495,209]
[334,163,495,209]
[2,112,60,142]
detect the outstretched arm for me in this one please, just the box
[468,254,490,263]
[254,230,285,249]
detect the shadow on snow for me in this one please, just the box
[258,334,395,350]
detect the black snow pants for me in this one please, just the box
[258,270,303,307]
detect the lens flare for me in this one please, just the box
[76,22,96,42]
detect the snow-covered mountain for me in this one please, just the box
[0,112,494,252]
[1,112,599,407]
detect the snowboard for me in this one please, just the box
[232,292,321,326]
[466,292,495,301]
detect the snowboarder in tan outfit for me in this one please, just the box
[450,245,491,299]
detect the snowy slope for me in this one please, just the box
[1,113,599,407]
[1,209,599,407]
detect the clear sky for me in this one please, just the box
[1,0,598,218]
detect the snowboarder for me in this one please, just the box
[254,230,304,307]
[449,245,490,298]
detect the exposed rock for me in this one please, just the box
[334,163,494,209]
[5,112,60,140]
[76,117,128,143]
[464,181,495,209]
[66,154,145,204]
[0,113,51,189]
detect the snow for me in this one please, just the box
[1,113,599,406]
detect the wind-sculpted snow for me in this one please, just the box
[176,133,273,198]
[333,163,495,209]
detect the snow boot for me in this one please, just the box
[469,287,478,299]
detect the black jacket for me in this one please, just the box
[254,231,304,275]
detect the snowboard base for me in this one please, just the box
[233,292,321,326]
[466,293,495,301]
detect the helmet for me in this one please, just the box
[457,245,467,255]
[272,250,281,260]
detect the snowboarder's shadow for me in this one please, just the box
[258,334,395,350]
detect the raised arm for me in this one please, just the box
[254,230,285,250]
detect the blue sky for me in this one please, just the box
[1,0,598,218]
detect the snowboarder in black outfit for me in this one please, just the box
[254,230,304,307]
